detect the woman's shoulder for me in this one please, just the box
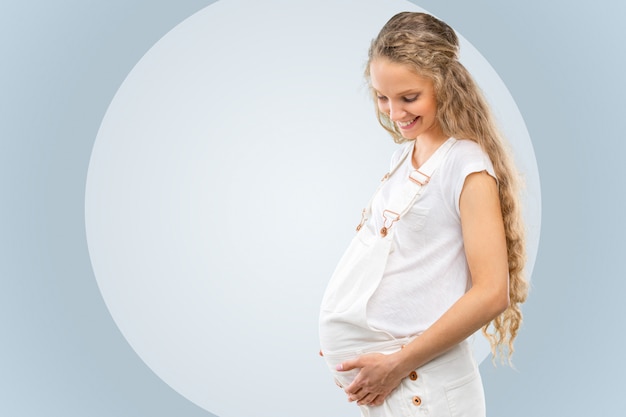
[438,138,496,187]
[447,138,493,168]
[450,138,486,156]
[438,139,497,212]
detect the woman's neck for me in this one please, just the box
[412,132,449,169]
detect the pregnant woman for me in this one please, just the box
[319,12,528,417]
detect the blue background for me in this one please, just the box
[1,0,624,416]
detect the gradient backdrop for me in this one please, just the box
[1,0,624,416]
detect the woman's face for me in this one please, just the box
[369,58,443,141]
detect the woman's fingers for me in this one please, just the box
[336,357,360,372]
[347,385,390,406]
[358,393,381,406]
[347,387,365,403]
[349,391,382,406]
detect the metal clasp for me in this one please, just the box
[409,169,430,186]
[380,209,400,237]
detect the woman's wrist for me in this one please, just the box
[390,345,422,379]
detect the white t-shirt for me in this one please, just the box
[366,138,496,337]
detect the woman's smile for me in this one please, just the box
[369,58,443,141]
[396,116,419,129]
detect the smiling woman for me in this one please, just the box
[319,11,529,417]
[84,1,538,417]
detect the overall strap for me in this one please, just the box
[357,138,457,237]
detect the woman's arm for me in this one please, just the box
[338,170,510,406]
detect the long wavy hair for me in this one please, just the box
[366,12,528,362]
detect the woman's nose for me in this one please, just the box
[388,102,406,121]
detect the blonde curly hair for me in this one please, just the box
[366,11,528,362]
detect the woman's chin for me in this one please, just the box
[399,131,418,140]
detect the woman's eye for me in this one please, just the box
[403,95,419,103]
[377,95,388,101]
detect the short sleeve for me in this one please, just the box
[441,140,496,216]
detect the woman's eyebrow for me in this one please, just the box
[396,89,421,96]
[372,88,422,96]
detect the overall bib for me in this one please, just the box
[319,138,486,417]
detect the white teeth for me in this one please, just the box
[397,117,417,127]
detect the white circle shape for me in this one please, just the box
[85,1,540,416]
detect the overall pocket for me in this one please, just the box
[402,206,429,232]
[444,369,485,417]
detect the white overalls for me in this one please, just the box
[319,138,486,417]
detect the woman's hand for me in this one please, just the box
[337,352,406,407]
